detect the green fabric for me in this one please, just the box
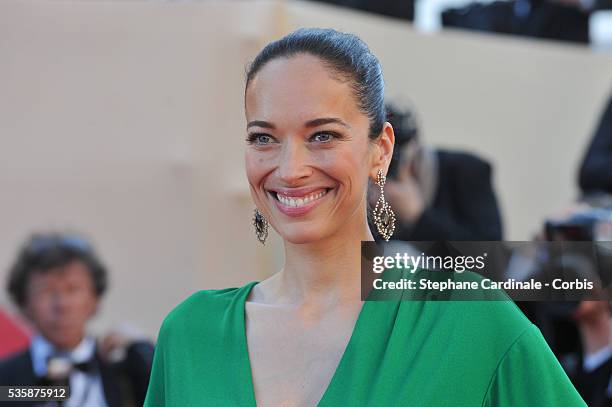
[144,279,586,406]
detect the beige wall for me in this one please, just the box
[1,0,612,339]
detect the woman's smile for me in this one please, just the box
[266,186,336,217]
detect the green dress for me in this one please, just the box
[144,278,586,406]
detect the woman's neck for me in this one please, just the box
[268,217,374,308]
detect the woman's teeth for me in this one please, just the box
[276,190,328,207]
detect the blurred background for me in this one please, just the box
[1,0,612,404]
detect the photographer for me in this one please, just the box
[380,102,504,242]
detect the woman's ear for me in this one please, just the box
[370,122,395,178]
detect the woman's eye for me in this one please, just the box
[257,135,272,144]
[247,133,275,145]
[311,132,336,143]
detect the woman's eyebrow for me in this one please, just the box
[305,117,350,128]
[247,120,275,130]
[246,117,351,130]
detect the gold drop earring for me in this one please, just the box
[252,208,269,245]
[373,169,396,241]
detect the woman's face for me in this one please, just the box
[245,53,389,244]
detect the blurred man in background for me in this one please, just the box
[379,102,504,242]
[0,233,154,407]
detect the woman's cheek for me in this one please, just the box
[245,153,268,185]
[323,148,365,180]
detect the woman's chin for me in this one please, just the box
[277,224,331,245]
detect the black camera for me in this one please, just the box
[541,207,612,305]
[545,212,601,241]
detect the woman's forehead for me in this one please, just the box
[245,54,364,126]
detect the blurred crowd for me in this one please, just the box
[313,0,612,44]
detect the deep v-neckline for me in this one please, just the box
[238,281,369,407]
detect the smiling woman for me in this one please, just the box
[242,39,389,244]
[143,28,586,406]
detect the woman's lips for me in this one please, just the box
[268,187,332,217]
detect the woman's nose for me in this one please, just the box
[277,140,312,184]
